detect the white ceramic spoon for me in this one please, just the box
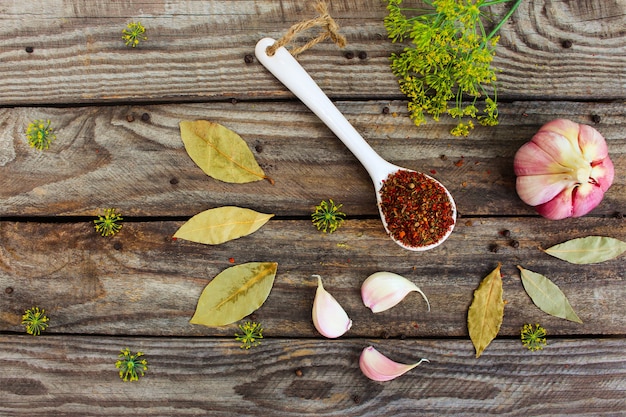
[255,38,456,251]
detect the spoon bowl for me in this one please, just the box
[255,38,456,251]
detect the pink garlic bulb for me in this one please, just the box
[514,119,614,220]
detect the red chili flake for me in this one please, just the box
[379,170,455,248]
[229,257,235,263]
[454,159,464,167]
[430,169,437,175]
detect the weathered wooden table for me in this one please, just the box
[1,1,624,415]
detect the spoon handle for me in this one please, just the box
[255,38,395,183]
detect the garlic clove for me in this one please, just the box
[591,157,615,192]
[515,174,576,206]
[578,124,609,161]
[359,346,429,382]
[539,118,579,136]
[530,130,589,169]
[361,271,430,313]
[311,275,352,338]
[513,141,565,176]
[535,187,576,220]
[571,182,606,217]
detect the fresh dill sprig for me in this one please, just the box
[384,0,522,136]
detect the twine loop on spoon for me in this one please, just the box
[265,1,347,57]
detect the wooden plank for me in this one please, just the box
[2,217,624,337]
[1,101,624,217]
[0,0,624,105]
[0,335,624,416]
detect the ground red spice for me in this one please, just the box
[379,170,455,248]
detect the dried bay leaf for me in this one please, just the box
[174,206,273,245]
[542,236,626,264]
[467,263,504,358]
[518,266,582,324]
[179,120,272,184]
[190,262,278,327]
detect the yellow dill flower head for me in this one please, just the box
[450,120,474,137]
[521,323,547,351]
[235,321,264,349]
[22,307,49,336]
[311,199,346,233]
[25,119,56,150]
[115,348,148,381]
[122,22,147,47]
[94,208,123,237]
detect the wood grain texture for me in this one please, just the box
[1,217,624,338]
[1,1,625,415]
[0,0,624,105]
[0,335,624,417]
[1,101,624,217]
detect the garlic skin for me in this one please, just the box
[311,275,352,338]
[361,271,431,313]
[359,346,429,382]
[514,119,614,220]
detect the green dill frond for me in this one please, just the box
[384,0,522,136]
